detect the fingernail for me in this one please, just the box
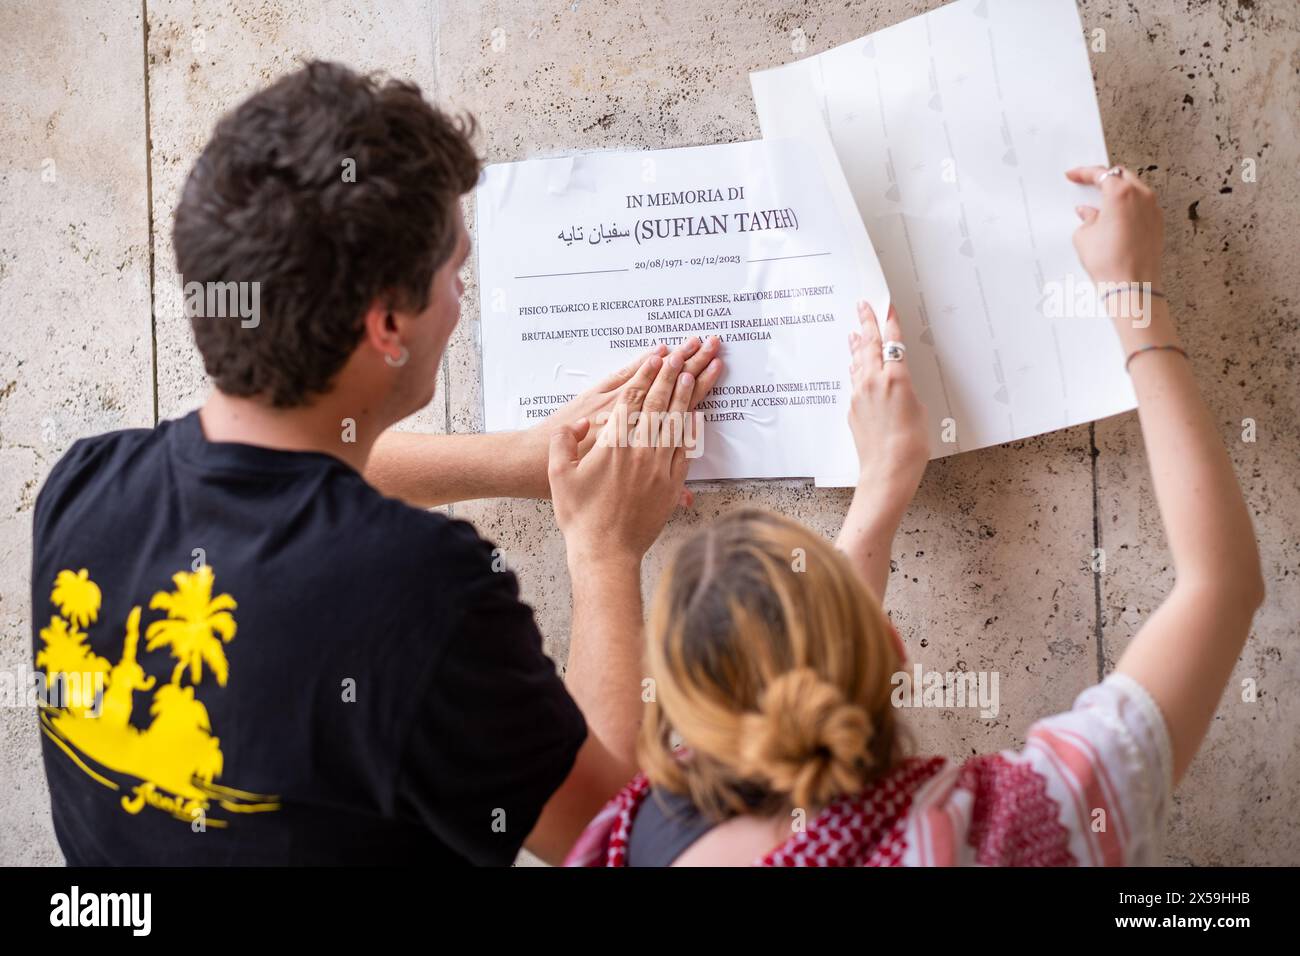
[706,358,719,372]
[679,372,693,386]
[669,353,682,370]
[649,354,662,369]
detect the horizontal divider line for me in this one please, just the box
[746,252,832,263]
[513,268,632,279]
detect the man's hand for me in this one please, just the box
[517,336,722,499]
[364,337,721,509]
[548,346,699,564]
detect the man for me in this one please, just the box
[31,60,721,865]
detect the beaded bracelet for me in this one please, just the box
[1125,343,1189,373]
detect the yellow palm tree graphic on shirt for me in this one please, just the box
[37,564,278,825]
[35,615,110,717]
[51,568,102,628]
[145,565,237,687]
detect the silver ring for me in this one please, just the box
[882,340,906,363]
[1096,165,1124,184]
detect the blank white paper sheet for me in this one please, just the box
[751,0,1136,485]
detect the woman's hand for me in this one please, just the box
[847,301,929,513]
[837,301,928,603]
[1066,165,1165,287]
[1062,166,1264,786]
[548,348,699,566]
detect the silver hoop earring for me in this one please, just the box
[384,345,409,368]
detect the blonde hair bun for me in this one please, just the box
[738,667,874,812]
[638,508,903,819]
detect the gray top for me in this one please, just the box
[625,787,718,867]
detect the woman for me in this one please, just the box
[558,166,1265,866]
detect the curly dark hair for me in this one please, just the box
[173,60,480,407]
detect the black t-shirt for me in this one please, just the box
[30,411,586,865]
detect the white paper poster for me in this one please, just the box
[475,138,889,482]
[752,0,1136,485]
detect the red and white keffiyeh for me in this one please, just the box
[564,673,1171,867]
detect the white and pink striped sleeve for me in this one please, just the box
[901,673,1173,866]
